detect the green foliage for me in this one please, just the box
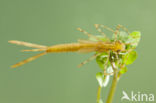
[119,66,127,74]
[114,31,129,43]
[113,31,141,49]
[129,31,141,48]
[96,52,109,70]
[96,72,103,87]
[94,29,141,103]
[123,51,137,65]
[95,30,141,84]
[98,99,103,103]
[96,72,110,87]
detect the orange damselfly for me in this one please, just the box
[9,24,129,68]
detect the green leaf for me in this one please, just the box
[123,51,137,65]
[119,66,127,74]
[98,99,103,103]
[96,72,110,87]
[96,72,103,87]
[112,31,129,42]
[130,31,141,39]
[126,31,141,49]
[96,52,109,70]
[117,31,129,42]
[125,44,134,50]
[112,31,141,51]
[107,66,113,75]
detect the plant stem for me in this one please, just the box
[106,62,118,103]
[97,86,102,103]
[97,52,109,103]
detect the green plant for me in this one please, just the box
[95,31,141,103]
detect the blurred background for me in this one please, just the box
[0,0,156,103]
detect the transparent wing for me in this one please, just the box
[77,39,96,44]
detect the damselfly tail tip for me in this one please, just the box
[10,61,25,68]
[10,52,47,68]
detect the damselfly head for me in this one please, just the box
[114,41,125,52]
